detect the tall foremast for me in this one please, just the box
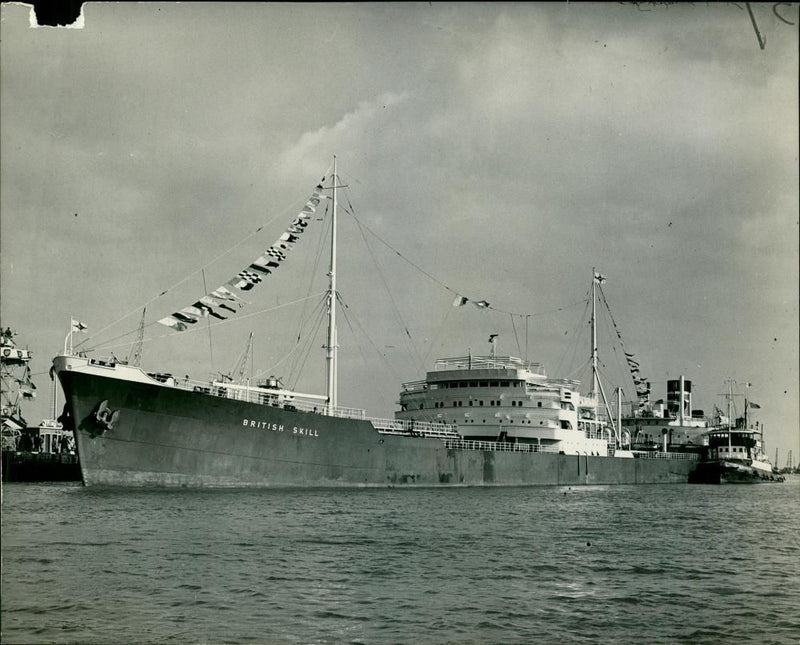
[325,155,337,414]
[591,269,617,442]
[325,156,340,414]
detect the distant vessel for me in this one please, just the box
[53,161,700,487]
[1,329,80,482]
[621,376,709,454]
[690,381,781,484]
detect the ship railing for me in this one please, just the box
[369,417,461,439]
[400,380,428,393]
[169,376,367,419]
[433,356,546,374]
[328,406,369,420]
[631,450,700,461]
[442,438,563,454]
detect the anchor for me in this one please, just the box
[92,400,120,435]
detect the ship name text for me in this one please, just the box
[242,419,318,438]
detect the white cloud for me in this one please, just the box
[276,91,410,181]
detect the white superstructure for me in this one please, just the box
[396,355,611,455]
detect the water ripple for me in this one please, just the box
[2,479,799,644]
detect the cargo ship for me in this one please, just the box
[53,161,699,487]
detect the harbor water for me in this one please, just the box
[2,480,799,644]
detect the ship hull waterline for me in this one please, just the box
[689,459,781,485]
[59,370,697,488]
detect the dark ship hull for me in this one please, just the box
[689,459,783,484]
[59,369,697,488]
[1,451,80,483]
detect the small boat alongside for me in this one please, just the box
[689,381,782,484]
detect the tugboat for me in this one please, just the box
[690,380,782,484]
[1,328,80,482]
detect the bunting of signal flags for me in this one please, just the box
[627,351,650,399]
[452,295,490,309]
[157,183,327,332]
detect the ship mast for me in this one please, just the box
[590,269,617,442]
[726,378,734,453]
[591,268,598,416]
[325,156,339,414]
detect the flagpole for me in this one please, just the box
[65,317,73,354]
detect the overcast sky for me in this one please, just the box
[2,3,797,459]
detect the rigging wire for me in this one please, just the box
[75,163,335,351]
[510,313,521,357]
[597,283,642,404]
[554,286,592,380]
[422,305,453,366]
[81,292,327,355]
[348,208,426,375]
[345,207,586,320]
[255,301,327,388]
[285,294,328,390]
[202,269,214,368]
[335,294,406,390]
[596,289,633,400]
[288,199,331,382]
[335,293,398,414]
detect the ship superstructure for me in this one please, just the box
[397,354,610,455]
[622,376,709,452]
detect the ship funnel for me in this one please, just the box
[667,377,691,424]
